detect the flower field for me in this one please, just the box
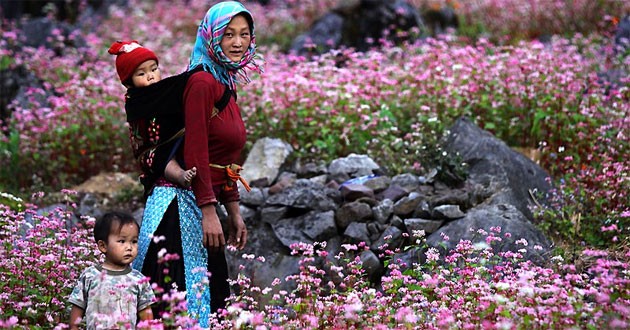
[0,0,628,328]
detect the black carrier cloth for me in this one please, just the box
[125,66,234,196]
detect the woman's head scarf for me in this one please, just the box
[188,1,263,90]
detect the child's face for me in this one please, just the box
[98,222,139,270]
[220,14,251,63]
[131,59,161,87]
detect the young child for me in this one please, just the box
[69,211,155,329]
[108,40,196,189]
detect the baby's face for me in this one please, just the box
[131,59,161,87]
[102,222,139,270]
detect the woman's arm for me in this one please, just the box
[224,201,247,249]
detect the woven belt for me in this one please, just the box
[209,163,251,192]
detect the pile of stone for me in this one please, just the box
[229,117,554,292]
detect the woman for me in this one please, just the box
[133,1,263,326]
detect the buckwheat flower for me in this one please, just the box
[495,282,510,290]
[601,224,618,232]
[151,235,166,244]
[582,249,608,257]
[551,255,564,262]
[490,226,502,233]
[157,248,167,259]
[519,286,534,297]
[474,241,490,251]
[425,247,440,262]
[485,235,502,245]
[515,238,528,246]
[344,300,363,319]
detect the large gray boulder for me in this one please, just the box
[443,117,553,221]
[291,0,425,56]
[426,203,552,264]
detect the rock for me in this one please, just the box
[340,183,375,202]
[268,172,297,194]
[241,138,293,187]
[360,250,383,282]
[226,224,301,299]
[335,201,373,229]
[20,17,86,52]
[430,186,472,210]
[371,225,404,254]
[422,6,459,36]
[443,117,553,221]
[265,179,337,212]
[412,199,432,218]
[309,174,329,186]
[391,173,420,193]
[291,0,424,56]
[240,205,257,224]
[77,193,105,220]
[72,172,140,196]
[393,192,424,216]
[303,210,338,242]
[240,186,267,207]
[290,12,345,56]
[292,160,328,178]
[270,210,335,249]
[0,66,43,123]
[260,206,289,225]
[404,218,444,234]
[390,215,405,230]
[367,222,381,241]
[426,203,552,264]
[344,222,371,244]
[432,204,465,220]
[372,199,394,224]
[364,175,391,192]
[328,154,380,183]
[376,184,408,202]
[614,15,630,54]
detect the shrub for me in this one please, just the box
[0,192,98,326]
[411,0,630,43]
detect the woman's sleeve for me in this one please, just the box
[183,74,219,206]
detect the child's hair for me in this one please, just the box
[94,211,139,243]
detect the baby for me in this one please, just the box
[108,40,196,188]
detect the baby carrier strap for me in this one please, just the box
[215,85,235,113]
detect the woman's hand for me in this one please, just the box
[201,204,225,253]
[225,201,247,249]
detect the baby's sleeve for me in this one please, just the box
[68,270,88,310]
[137,278,156,311]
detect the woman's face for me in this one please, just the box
[220,14,251,63]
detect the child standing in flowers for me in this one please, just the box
[108,40,197,192]
[69,211,155,329]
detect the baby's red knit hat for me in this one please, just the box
[108,40,158,84]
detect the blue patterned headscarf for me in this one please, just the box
[188,1,263,90]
